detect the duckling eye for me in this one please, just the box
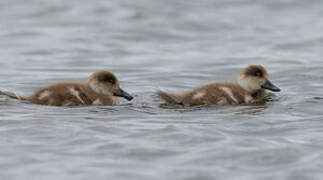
[99,75,116,84]
[255,72,262,77]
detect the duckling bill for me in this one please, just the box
[158,65,280,107]
[3,71,133,106]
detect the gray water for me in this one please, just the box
[1,0,323,179]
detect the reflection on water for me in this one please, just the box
[1,0,323,180]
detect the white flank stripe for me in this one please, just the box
[92,99,102,105]
[217,97,228,105]
[193,91,205,100]
[244,95,253,103]
[38,91,51,100]
[219,87,238,103]
[69,87,85,104]
[63,101,73,106]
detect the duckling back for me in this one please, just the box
[157,83,254,107]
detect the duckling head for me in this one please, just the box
[237,65,280,93]
[88,71,133,101]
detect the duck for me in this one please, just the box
[2,71,133,106]
[157,65,280,107]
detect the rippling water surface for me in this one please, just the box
[1,0,323,179]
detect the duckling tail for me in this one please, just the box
[1,91,27,100]
[157,90,183,105]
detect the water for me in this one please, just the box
[1,0,323,179]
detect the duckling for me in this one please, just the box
[157,65,280,107]
[2,71,133,106]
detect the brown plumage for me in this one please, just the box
[157,65,280,107]
[3,71,133,106]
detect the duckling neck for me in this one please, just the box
[85,84,119,104]
[251,89,266,100]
